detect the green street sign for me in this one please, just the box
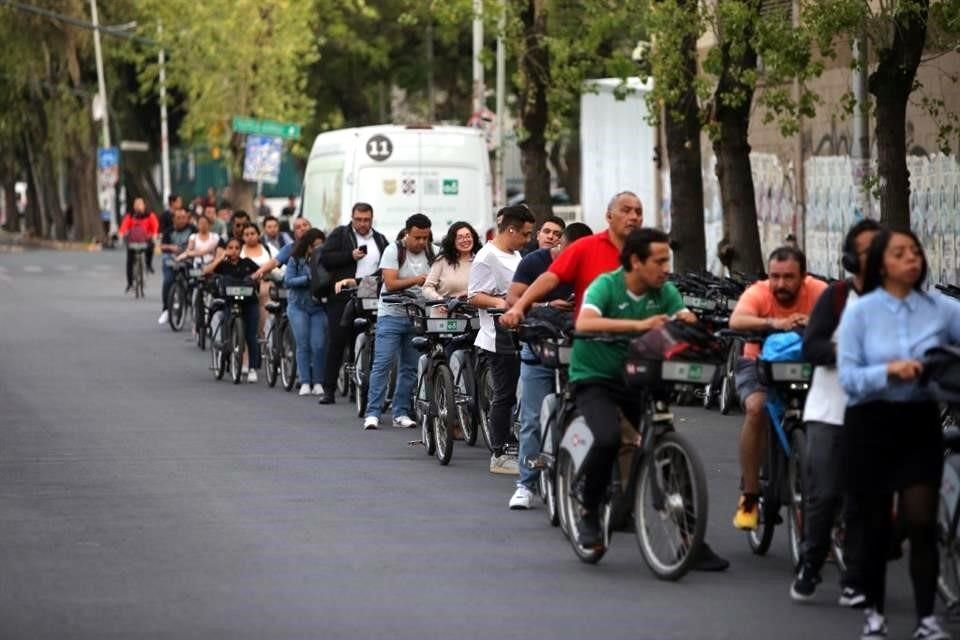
[232,116,301,140]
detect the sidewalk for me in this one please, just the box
[0,229,103,252]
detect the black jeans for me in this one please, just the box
[240,301,261,369]
[322,293,354,390]
[845,401,941,618]
[574,382,643,511]
[486,350,520,454]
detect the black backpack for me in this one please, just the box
[309,249,333,298]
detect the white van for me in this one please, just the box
[300,125,493,241]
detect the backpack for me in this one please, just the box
[760,331,805,362]
[127,217,149,243]
[309,249,333,298]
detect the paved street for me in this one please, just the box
[0,249,940,639]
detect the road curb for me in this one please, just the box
[0,235,103,252]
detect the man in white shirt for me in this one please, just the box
[468,205,536,474]
[362,213,434,429]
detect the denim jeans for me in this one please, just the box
[365,315,418,420]
[160,259,176,311]
[287,302,328,386]
[518,346,555,489]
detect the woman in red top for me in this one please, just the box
[118,197,160,292]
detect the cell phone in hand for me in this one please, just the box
[358,244,368,255]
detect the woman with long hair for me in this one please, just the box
[422,222,481,300]
[178,213,220,264]
[239,222,274,338]
[283,228,328,396]
[838,228,960,640]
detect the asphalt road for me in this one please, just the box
[0,249,942,639]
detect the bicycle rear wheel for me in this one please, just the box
[540,461,560,527]
[280,319,297,392]
[719,339,741,415]
[168,281,187,332]
[748,441,780,555]
[263,324,279,387]
[556,451,607,564]
[432,364,455,465]
[230,316,245,384]
[477,363,495,452]
[354,336,370,417]
[453,352,479,447]
[337,345,352,398]
[787,427,807,568]
[634,431,708,581]
[210,313,226,380]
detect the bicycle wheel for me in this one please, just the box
[748,440,780,555]
[830,513,848,573]
[337,345,351,398]
[354,336,370,418]
[432,364,455,466]
[555,451,606,564]
[210,313,226,380]
[415,356,435,456]
[719,339,741,415]
[168,281,187,332]
[938,455,960,610]
[135,253,145,299]
[453,352,479,447]
[787,427,807,568]
[230,316,245,385]
[540,457,560,527]
[280,320,297,392]
[195,291,207,350]
[634,431,708,581]
[263,324,279,388]
[477,363,496,453]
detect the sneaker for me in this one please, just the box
[790,563,822,602]
[861,609,887,639]
[393,415,416,429]
[125,284,133,293]
[575,510,602,548]
[489,453,519,475]
[246,370,258,383]
[157,310,169,325]
[311,384,324,396]
[509,485,534,510]
[693,542,730,572]
[913,616,951,639]
[363,416,379,430]
[299,384,312,396]
[317,393,335,405]
[733,493,760,530]
[839,586,868,609]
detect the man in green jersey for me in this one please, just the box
[570,228,696,547]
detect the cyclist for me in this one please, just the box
[157,208,196,325]
[506,221,592,508]
[239,222,275,341]
[521,214,566,256]
[468,204,536,474]
[284,228,329,397]
[362,213,434,430]
[728,246,827,530]
[203,237,262,383]
[118,197,160,293]
[204,203,227,238]
[838,228,960,640]
[177,213,220,264]
[422,222,481,300]
[569,228,695,546]
[501,191,643,328]
[791,219,880,605]
[318,203,389,406]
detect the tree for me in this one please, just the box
[133,0,319,212]
[806,0,960,229]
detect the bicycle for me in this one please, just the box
[722,330,811,566]
[341,287,381,417]
[262,285,296,391]
[475,310,521,453]
[553,328,717,579]
[167,261,203,332]
[208,277,257,384]
[128,242,149,299]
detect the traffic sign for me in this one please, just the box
[242,135,284,185]
[231,116,301,140]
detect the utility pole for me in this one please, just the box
[158,23,171,204]
[852,35,872,220]
[472,0,485,116]
[89,0,116,234]
[494,3,506,207]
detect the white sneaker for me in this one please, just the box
[913,616,950,640]
[861,609,887,639]
[299,384,312,396]
[509,485,534,510]
[157,310,169,325]
[393,415,416,429]
[490,453,520,475]
[363,416,379,430]
[246,370,258,383]
[311,384,324,396]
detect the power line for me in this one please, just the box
[0,0,156,45]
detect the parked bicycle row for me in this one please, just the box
[131,192,960,640]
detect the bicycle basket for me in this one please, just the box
[624,321,724,386]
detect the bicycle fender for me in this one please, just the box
[560,416,594,475]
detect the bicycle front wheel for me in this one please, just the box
[634,431,708,581]
[230,316,245,384]
[195,291,207,350]
[477,363,495,453]
[210,313,225,380]
[787,427,807,568]
[280,319,297,392]
[453,352,479,447]
[263,324,279,388]
[432,364,455,466]
[168,281,187,332]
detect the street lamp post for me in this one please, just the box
[89,0,116,235]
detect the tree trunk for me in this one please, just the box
[3,180,18,233]
[664,4,706,273]
[711,0,763,275]
[68,142,102,242]
[868,0,928,230]
[517,0,552,223]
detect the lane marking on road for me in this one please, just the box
[56,265,78,272]
[22,265,43,273]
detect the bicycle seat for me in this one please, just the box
[354,317,370,329]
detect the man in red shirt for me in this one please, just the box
[501,191,642,327]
